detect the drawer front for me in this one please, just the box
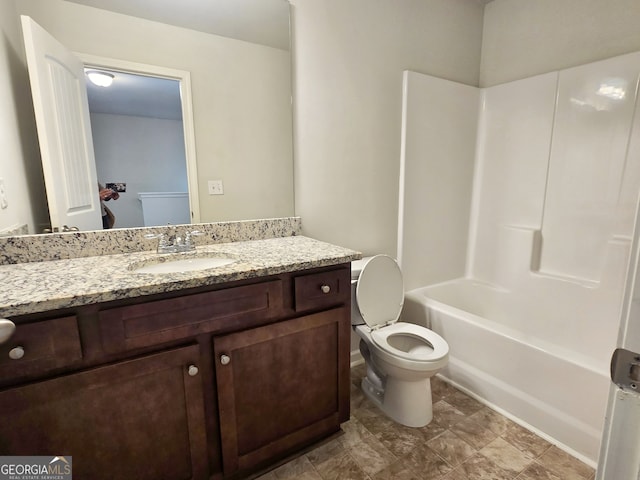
[99,280,284,353]
[0,316,82,382]
[294,267,350,312]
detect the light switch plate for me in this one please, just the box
[208,180,224,195]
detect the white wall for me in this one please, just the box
[13,0,294,224]
[0,0,46,234]
[91,113,188,229]
[291,0,484,256]
[481,0,640,87]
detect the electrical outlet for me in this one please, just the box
[208,180,224,195]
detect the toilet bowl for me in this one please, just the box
[352,255,449,427]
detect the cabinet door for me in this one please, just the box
[0,345,208,480]
[213,307,350,475]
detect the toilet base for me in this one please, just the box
[361,375,434,428]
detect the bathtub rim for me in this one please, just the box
[405,280,608,377]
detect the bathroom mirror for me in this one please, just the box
[11,0,293,234]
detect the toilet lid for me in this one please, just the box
[355,254,404,329]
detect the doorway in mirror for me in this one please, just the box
[86,68,191,228]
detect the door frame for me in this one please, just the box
[77,53,201,224]
[595,189,640,479]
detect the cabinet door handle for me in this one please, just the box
[187,365,199,377]
[0,319,16,344]
[220,354,231,366]
[320,284,331,294]
[9,346,25,360]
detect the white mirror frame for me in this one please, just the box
[77,52,201,224]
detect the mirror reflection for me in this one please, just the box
[87,69,191,229]
[4,0,294,235]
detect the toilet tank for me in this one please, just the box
[138,192,190,227]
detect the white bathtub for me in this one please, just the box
[403,278,610,466]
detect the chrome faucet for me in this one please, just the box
[145,229,203,253]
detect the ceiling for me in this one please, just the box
[85,70,182,120]
[64,0,291,51]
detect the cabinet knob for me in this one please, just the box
[187,365,199,377]
[0,319,16,344]
[9,346,25,360]
[320,284,331,294]
[220,354,231,366]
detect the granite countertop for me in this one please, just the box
[0,236,361,317]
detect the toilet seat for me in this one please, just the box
[370,323,448,362]
[355,255,448,364]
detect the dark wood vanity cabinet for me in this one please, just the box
[0,264,351,480]
[214,307,350,474]
[0,345,208,480]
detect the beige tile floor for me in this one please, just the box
[257,364,596,480]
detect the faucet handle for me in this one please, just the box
[144,232,168,247]
[184,230,203,247]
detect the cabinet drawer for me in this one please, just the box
[99,280,284,353]
[294,267,350,312]
[0,316,82,382]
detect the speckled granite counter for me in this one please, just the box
[0,236,361,317]
[0,217,302,264]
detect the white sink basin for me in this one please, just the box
[130,256,236,274]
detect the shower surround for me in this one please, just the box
[398,52,640,464]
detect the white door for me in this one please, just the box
[21,16,102,231]
[596,197,640,478]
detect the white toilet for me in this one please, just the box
[352,255,449,427]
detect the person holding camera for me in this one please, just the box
[98,183,120,229]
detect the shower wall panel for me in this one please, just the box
[467,52,640,367]
[468,72,557,285]
[539,53,640,282]
[398,71,479,291]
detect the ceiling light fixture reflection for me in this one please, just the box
[85,70,115,87]
[597,79,627,100]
